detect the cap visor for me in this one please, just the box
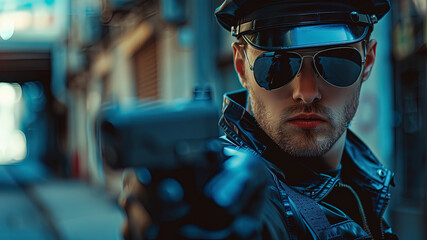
[243,24,369,50]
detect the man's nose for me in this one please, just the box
[292,58,322,104]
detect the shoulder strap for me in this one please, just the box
[281,183,337,240]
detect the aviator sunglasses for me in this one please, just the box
[242,45,366,90]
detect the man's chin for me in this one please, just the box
[280,125,331,142]
[281,144,330,157]
[276,133,334,157]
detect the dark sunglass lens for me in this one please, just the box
[253,52,301,90]
[315,48,362,87]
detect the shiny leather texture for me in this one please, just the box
[218,89,397,240]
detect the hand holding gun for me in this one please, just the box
[98,97,268,240]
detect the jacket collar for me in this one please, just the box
[219,89,394,203]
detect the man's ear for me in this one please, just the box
[232,42,248,88]
[362,39,377,82]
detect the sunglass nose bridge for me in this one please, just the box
[295,56,322,81]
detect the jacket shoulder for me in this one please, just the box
[219,135,293,240]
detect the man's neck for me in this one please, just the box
[300,130,347,172]
[320,130,347,170]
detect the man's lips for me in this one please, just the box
[287,114,327,129]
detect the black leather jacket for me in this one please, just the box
[218,89,398,240]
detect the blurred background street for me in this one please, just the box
[0,0,426,239]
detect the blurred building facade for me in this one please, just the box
[0,0,426,239]
[391,0,427,239]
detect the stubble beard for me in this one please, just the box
[249,84,361,157]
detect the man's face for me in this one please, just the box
[234,40,377,157]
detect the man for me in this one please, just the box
[214,0,397,239]
[120,0,397,239]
